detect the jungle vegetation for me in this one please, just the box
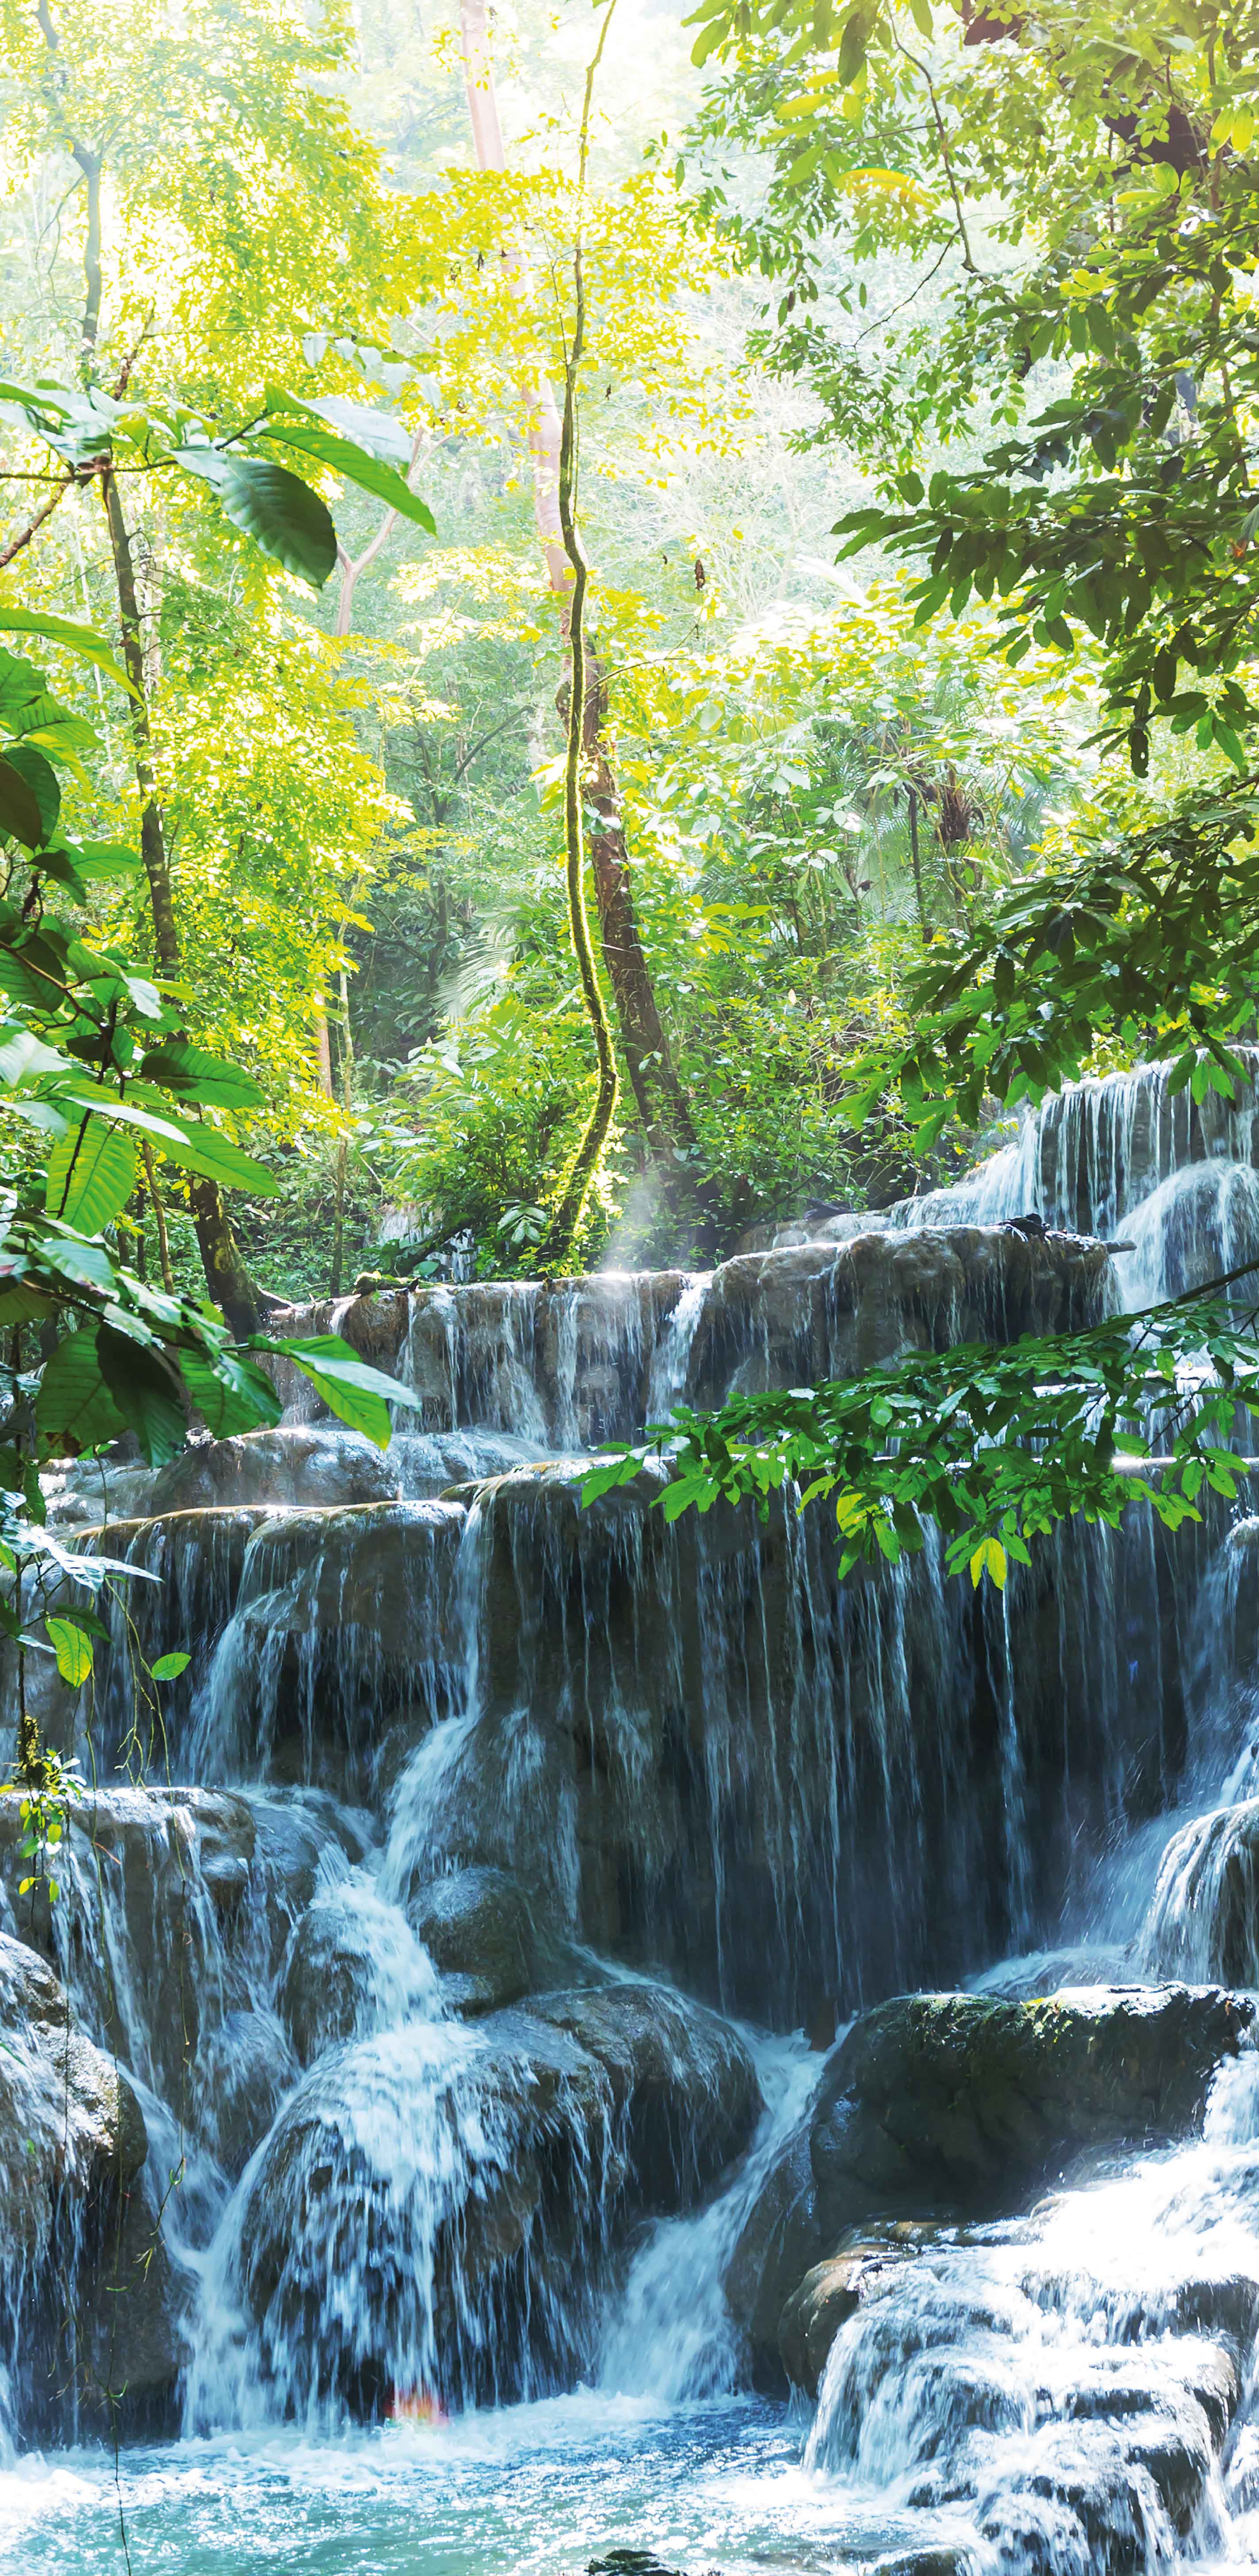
[0,0,1257,1630]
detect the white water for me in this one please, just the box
[12,1051,1259,2572]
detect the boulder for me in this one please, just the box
[1142,1799,1259,1988]
[144,1424,403,1515]
[0,1929,185,2437]
[405,1865,545,2014]
[778,2223,938,2396]
[233,1977,759,2416]
[525,1981,763,2207]
[231,2009,613,2414]
[722,2117,822,2385]
[196,2008,296,2177]
[278,1883,443,2065]
[810,1985,1251,2245]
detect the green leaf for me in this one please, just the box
[289,392,412,466]
[70,840,142,879]
[0,753,44,849]
[138,1040,266,1110]
[96,1324,188,1467]
[46,1616,93,1688]
[252,1332,423,1451]
[174,449,338,591]
[45,1118,138,1231]
[0,610,134,697]
[150,1121,280,1195]
[179,1347,283,1438]
[36,1324,127,1456]
[150,1651,190,1680]
[259,414,436,535]
[4,742,60,840]
[837,4,869,82]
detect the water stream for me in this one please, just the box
[8,1054,1259,2574]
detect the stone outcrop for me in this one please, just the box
[146,1425,403,1516]
[525,1981,762,2209]
[405,1865,546,2015]
[234,1976,761,2415]
[0,1930,186,2436]
[729,1984,1252,2409]
[1143,1798,1259,1989]
[810,1985,1250,2247]
[266,1227,1111,1447]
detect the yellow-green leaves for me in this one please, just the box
[968,1537,1008,1590]
[250,1332,426,1451]
[46,1616,94,1688]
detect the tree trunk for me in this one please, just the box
[100,469,259,1334]
[458,0,713,1235]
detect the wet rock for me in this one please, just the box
[810,1985,1251,2243]
[0,1929,175,2435]
[211,1502,465,1796]
[77,2185,192,2437]
[233,2009,615,2412]
[524,1981,762,2207]
[0,1785,259,2104]
[971,1945,1139,2002]
[197,2007,296,2176]
[587,2555,691,2576]
[145,1425,402,1515]
[1142,1797,1259,1987]
[723,2118,821,2386]
[248,1789,375,1966]
[686,1228,1110,1412]
[278,1882,441,2065]
[406,1865,541,2014]
[779,2225,937,2396]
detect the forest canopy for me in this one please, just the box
[0,0,1257,1614]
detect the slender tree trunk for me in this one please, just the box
[329,967,355,1298]
[908,785,928,943]
[100,470,259,1333]
[458,0,712,1230]
[537,269,618,1271]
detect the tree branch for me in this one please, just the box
[0,481,73,568]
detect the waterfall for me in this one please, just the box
[11,1046,1259,2576]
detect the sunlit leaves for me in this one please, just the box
[45,1616,93,1687]
[582,1281,1259,1583]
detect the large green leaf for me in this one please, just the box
[44,1117,138,1230]
[138,1039,266,1109]
[175,449,337,591]
[281,391,412,466]
[65,840,141,879]
[96,1324,188,1466]
[151,1121,281,1195]
[0,753,44,848]
[36,1323,127,1455]
[0,610,134,696]
[180,1347,283,1438]
[260,410,435,534]
[5,741,60,841]
[45,1615,93,1687]
[253,1332,423,1451]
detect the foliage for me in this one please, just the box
[692,0,1259,768]
[844,779,1259,1145]
[583,1266,1259,1582]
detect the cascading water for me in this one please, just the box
[9,1051,1259,2574]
